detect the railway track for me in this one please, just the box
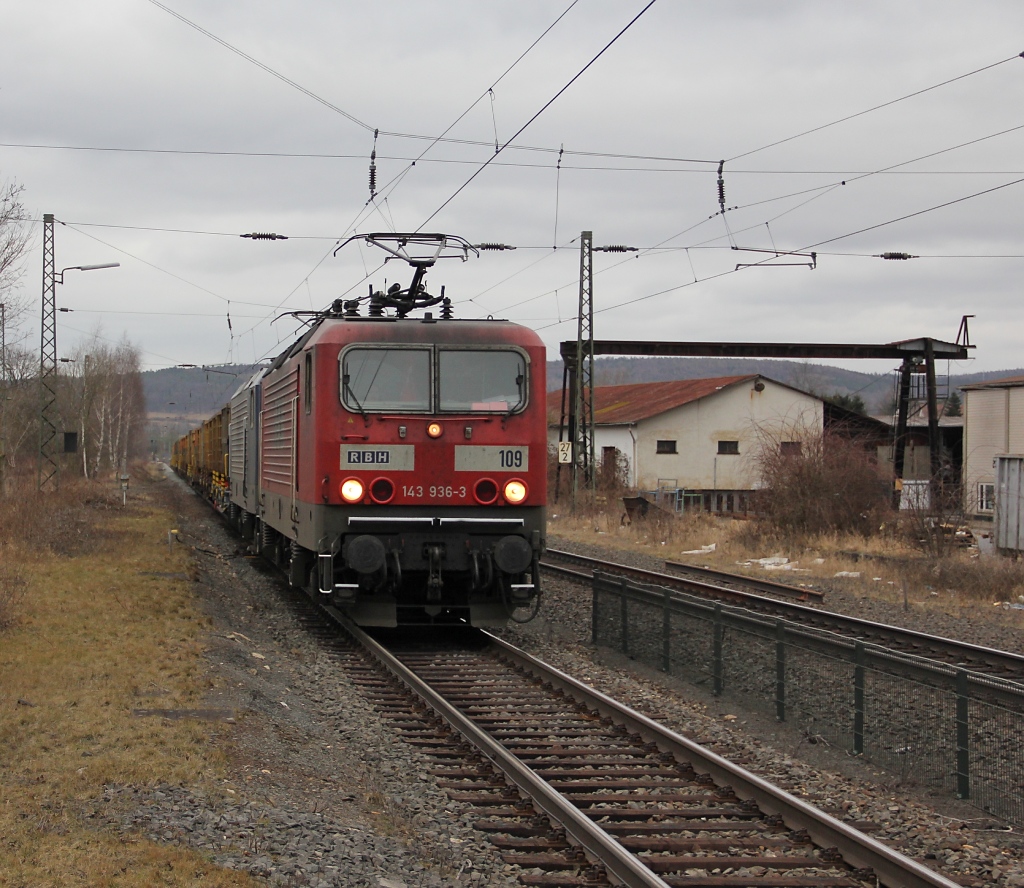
[308,604,964,888]
[543,549,824,604]
[542,549,1024,683]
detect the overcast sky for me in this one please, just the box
[3,0,1023,380]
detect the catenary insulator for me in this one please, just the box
[878,252,917,260]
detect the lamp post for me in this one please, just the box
[38,212,119,491]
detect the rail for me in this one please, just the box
[326,608,965,887]
[593,571,1024,827]
[545,548,1024,680]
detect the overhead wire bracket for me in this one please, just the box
[732,246,817,270]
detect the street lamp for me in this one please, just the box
[38,211,120,491]
[56,262,120,283]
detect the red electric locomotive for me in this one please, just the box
[227,234,547,627]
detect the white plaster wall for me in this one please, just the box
[548,425,637,485]
[630,381,822,491]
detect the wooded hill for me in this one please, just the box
[142,359,1021,457]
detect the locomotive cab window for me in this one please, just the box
[438,349,527,413]
[341,347,431,412]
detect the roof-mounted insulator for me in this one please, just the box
[476,242,516,251]
[440,295,454,319]
[595,245,637,253]
[369,129,379,199]
[241,232,288,240]
[877,252,917,260]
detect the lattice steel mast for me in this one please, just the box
[38,213,58,491]
[571,230,595,507]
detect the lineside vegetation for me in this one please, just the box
[0,467,256,887]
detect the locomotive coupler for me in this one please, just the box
[425,543,445,601]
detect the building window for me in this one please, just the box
[717,440,739,455]
[656,440,677,454]
[780,441,801,456]
[978,482,995,512]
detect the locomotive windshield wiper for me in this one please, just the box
[342,374,370,424]
[502,372,526,424]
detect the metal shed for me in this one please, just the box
[995,454,1024,554]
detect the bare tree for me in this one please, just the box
[0,345,40,473]
[0,178,32,490]
[68,335,147,478]
[0,178,32,340]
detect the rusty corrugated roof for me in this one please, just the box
[547,375,759,425]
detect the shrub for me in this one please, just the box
[752,426,890,537]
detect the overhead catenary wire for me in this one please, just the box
[726,52,1024,162]
[361,0,584,212]
[415,0,660,232]
[530,171,1024,331]
[34,10,1024,370]
[147,0,373,132]
[46,100,1024,337]
[14,139,1024,176]
[222,0,591,355]
[145,0,699,174]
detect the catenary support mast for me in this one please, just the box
[38,213,59,491]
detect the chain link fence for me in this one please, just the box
[593,572,1024,825]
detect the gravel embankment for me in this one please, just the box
[106,475,1024,887]
[117,475,521,888]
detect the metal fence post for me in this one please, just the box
[854,642,865,755]
[620,579,629,656]
[662,586,671,673]
[956,669,971,800]
[712,603,724,696]
[775,620,786,722]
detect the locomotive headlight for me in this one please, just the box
[503,479,528,504]
[427,421,443,438]
[339,477,365,503]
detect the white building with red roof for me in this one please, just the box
[548,374,824,513]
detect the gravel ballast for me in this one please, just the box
[112,474,1024,887]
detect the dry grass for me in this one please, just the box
[0,563,27,631]
[550,499,1024,611]
[0,470,257,887]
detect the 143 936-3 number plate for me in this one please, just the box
[401,484,468,499]
[454,445,529,472]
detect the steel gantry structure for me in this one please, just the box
[557,335,973,510]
